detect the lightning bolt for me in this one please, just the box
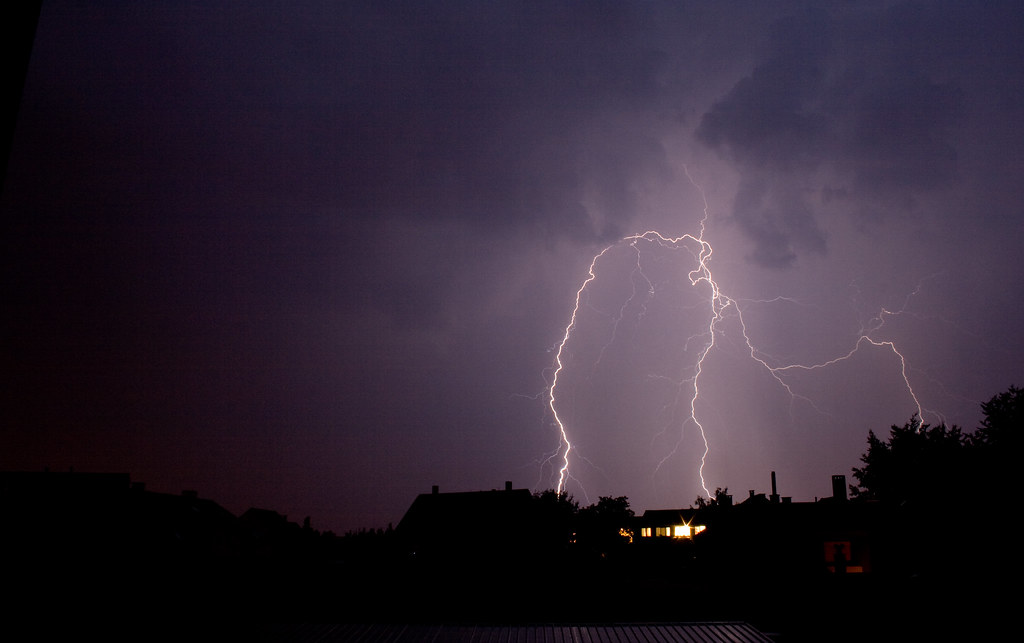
[542,167,935,501]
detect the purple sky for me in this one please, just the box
[3,1,1022,533]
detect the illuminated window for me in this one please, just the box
[692,525,706,535]
[655,527,671,537]
[641,527,652,538]
[673,525,690,538]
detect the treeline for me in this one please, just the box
[851,385,1021,505]
[848,385,1021,579]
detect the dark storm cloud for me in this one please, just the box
[839,71,962,199]
[3,0,686,337]
[10,2,679,236]
[696,3,969,267]
[697,10,832,170]
[5,0,1023,534]
[232,0,679,241]
[729,175,826,268]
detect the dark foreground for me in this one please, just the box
[8,547,1009,642]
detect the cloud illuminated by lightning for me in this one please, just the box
[542,168,934,501]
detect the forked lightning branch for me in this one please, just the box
[542,169,929,501]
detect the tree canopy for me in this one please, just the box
[975,384,1023,451]
[531,490,634,552]
[693,487,731,508]
[851,385,1022,506]
[849,386,1021,580]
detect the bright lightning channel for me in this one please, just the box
[543,169,930,501]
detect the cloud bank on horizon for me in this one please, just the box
[3,1,1022,532]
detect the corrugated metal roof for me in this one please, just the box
[268,622,774,643]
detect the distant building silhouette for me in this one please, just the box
[395,481,542,563]
[633,472,876,575]
[0,469,351,620]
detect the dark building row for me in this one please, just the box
[1,470,332,619]
[394,473,878,579]
[632,472,873,575]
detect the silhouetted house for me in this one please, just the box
[635,508,708,539]
[1,470,132,529]
[1,469,250,620]
[0,470,245,562]
[1,470,346,619]
[2,470,134,566]
[740,489,770,506]
[634,473,877,577]
[126,486,240,559]
[241,506,294,533]
[239,507,307,558]
[395,482,542,564]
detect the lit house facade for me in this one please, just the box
[635,508,708,540]
[631,475,877,576]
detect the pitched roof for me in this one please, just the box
[397,488,534,531]
[271,622,774,642]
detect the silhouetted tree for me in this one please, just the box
[969,386,1021,514]
[532,489,578,549]
[849,387,1024,578]
[973,385,1022,450]
[693,487,730,508]
[852,387,1024,504]
[850,415,970,505]
[576,496,634,552]
[532,489,578,516]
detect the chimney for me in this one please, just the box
[505,480,512,491]
[831,475,847,502]
[770,471,780,504]
[431,485,439,495]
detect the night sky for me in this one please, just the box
[3,1,1022,534]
